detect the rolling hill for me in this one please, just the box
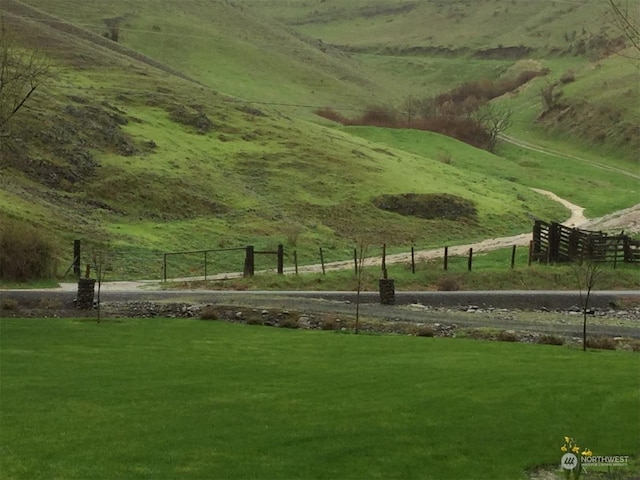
[0,0,638,279]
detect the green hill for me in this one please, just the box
[0,0,638,279]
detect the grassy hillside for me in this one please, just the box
[253,0,623,56]
[253,0,639,159]
[0,0,637,280]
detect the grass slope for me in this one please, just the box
[254,0,620,55]
[1,318,638,479]
[0,0,637,280]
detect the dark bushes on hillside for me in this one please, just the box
[0,218,56,281]
[315,71,545,152]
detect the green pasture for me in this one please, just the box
[1,319,638,479]
[23,67,575,275]
[342,126,639,217]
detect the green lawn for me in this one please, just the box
[1,319,638,479]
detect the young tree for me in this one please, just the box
[574,261,603,352]
[0,17,50,136]
[92,246,110,324]
[354,240,367,335]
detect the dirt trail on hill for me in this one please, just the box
[500,134,640,180]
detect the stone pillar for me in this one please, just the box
[76,278,96,309]
[379,278,395,305]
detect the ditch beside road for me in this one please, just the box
[2,289,639,340]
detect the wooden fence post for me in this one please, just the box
[411,246,415,274]
[319,247,325,275]
[73,240,81,278]
[382,243,387,278]
[468,248,473,271]
[511,245,516,269]
[532,220,542,262]
[444,246,448,271]
[294,250,298,275]
[204,251,208,280]
[277,244,284,275]
[353,248,358,275]
[163,253,167,282]
[244,246,255,277]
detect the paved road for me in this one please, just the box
[3,286,640,310]
[3,288,639,338]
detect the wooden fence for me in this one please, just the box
[531,221,640,265]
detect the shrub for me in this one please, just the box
[437,276,461,291]
[0,218,56,282]
[0,298,18,310]
[320,317,341,331]
[245,316,263,326]
[199,306,218,320]
[465,329,494,340]
[585,336,617,350]
[38,298,61,310]
[537,334,565,346]
[559,70,576,84]
[314,108,347,124]
[497,330,519,342]
[278,317,299,329]
[414,325,436,337]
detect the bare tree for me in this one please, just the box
[472,104,512,153]
[0,17,50,135]
[92,246,110,324]
[354,240,367,335]
[574,261,603,352]
[609,0,640,53]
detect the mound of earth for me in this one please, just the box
[372,193,477,221]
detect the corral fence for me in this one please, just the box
[532,221,640,266]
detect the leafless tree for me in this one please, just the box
[0,17,50,136]
[574,261,603,352]
[92,246,110,324]
[472,104,512,153]
[354,240,367,335]
[609,0,640,54]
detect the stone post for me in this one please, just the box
[379,278,395,305]
[76,278,96,309]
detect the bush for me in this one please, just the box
[320,317,340,330]
[437,276,461,291]
[0,298,18,310]
[278,317,299,329]
[414,325,435,337]
[199,306,218,320]
[314,108,347,124]
[585,336,617,350]
[0,218,56,282]
[537,334,565,346]
[497,330,519,342]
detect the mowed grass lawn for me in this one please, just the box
[1,319,638,479]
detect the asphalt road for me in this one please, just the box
[2,287,639,309]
